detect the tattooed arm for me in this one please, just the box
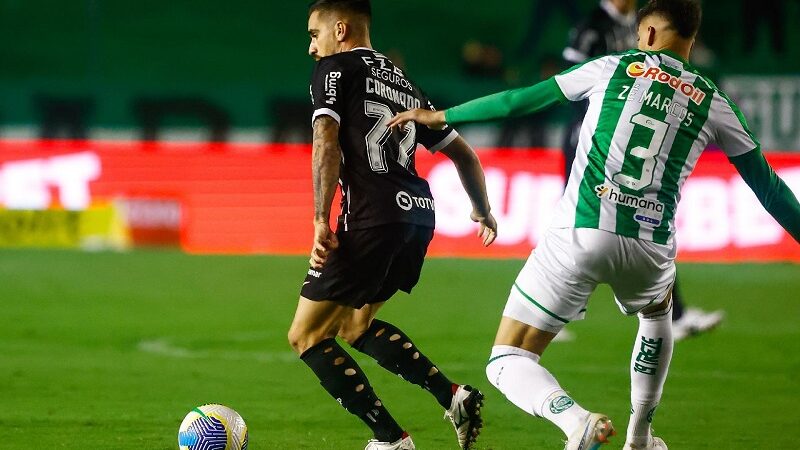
[309,115,342,269]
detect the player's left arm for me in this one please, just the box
[729,149,800,243]
[714,94,800,243]
[439,136,497,246]
[309,115,342,268]
[387,78,566,130]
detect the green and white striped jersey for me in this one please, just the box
[551,50,758,245]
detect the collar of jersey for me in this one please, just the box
[654,49,692,66]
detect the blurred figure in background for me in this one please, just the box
[562,0,638,180]
[562,0,723,342]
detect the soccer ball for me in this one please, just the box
[178,404,249,450]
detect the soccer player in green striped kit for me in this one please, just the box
[390,0,800,448]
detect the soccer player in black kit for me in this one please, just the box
[287,1,498,449]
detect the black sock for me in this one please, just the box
[352,319,456,409]
[300,338,404,442]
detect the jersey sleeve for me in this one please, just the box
[710,93,760,157]
[310,56,351,125]
[444,78,567,125]
[729,149,800,243]
[416,99,458,153]
[563,24,605,64]
[553,56,609,102]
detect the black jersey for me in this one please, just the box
[561,2,637,179]
[310,48,457,231]
[562,2,636,65]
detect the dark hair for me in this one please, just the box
[309,0,371,21]
[637,0,702,39]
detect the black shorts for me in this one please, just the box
[300,223,434,309]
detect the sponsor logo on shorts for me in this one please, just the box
[307,269,322,278]
[396,191,435,211]
[549,395,575,414]
[396,191,413,211]
[626,62,706,105]
[595,184,663,227]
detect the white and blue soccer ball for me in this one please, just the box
[178,404,248,450]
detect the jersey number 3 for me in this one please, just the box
[364,101,417,173]
[613,113,670,191]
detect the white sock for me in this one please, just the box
[627,306,674,443]
[486,345,589,437]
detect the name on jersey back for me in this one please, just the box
[366,67,422,110]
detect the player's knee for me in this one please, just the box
[287,327,304,354]
[338,323,369,346]
[639,295,673,319]
[287,324,321,355]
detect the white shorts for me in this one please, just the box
[503,227,676,333]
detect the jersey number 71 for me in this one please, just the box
[364,101,417,173]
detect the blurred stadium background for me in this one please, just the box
[1,1,798,449]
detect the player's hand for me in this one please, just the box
[388,109,447,130]
[471,211,498,247]
[309,221,339,269]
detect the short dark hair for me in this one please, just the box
[637,0,702,39]
[309,0,371,21]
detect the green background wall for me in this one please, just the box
[1,0,798,129]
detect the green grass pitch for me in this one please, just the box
[1,249,798,449]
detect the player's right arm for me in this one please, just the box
[309,115,342,268]
[308,56,350,268]
[438,136,497,246]
[713,94,800,243]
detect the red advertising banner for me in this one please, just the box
[0,139,798,262]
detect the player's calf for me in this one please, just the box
[351,319,457,409]
[486,345,611,447]
[628,301,673,444]
[301,338,406,443]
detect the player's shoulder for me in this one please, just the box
[678,62,720,93]
[312,50,367,77]
[590,50,650,70]
[318,49,366,65]
[610,49,649,60]
[573,50,643,69]
[649,51,724,97]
